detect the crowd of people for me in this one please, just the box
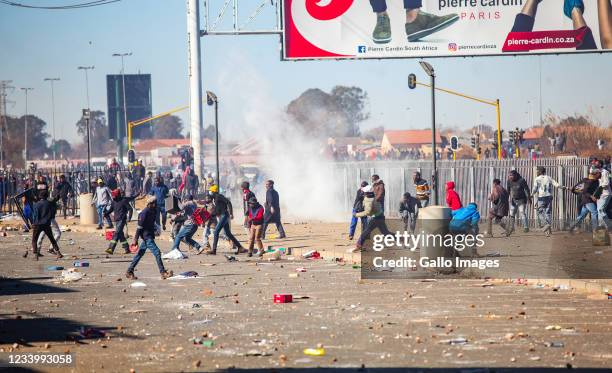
[14,162,287,280]
[349,157,612,252]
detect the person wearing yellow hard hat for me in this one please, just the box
[91,178,113,230]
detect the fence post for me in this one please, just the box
[469,166,475,203]
[558,164,566,230]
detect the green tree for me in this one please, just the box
[203,125,218,141]
[75,110,109,156]
[286,86,369,138]
[54,139,72,159]
[1,115,50,167]
[152,115,184,139]
[330,86,369,136]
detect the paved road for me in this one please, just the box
[0,224,611,372]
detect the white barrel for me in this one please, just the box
[416,206,455,270]
[79,193,97,225]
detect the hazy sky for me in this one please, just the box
[1,0,611,145]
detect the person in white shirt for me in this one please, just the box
[595,160,611,229]
[532,166,563,236]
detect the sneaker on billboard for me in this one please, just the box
[405,11,459,42]
[564,0,584,18]
[372,13,392,44]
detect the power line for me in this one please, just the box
[0,0,121,10]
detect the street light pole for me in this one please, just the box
[43,77,60,164]
[419,61,438,205]
[206,91,220,187]
[20,87,33,167]
[78,66,95,192]
[112,52,132,164]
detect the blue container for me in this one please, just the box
[46,266,64,271]
[73,261,89,267]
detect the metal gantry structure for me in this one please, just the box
[186,0,283,178]
[201,0,283,36]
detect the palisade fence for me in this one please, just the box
[2,167,132,216]
[332,157,591,230]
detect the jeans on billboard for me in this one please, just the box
[510,13,597,50]
[370,0,422,13]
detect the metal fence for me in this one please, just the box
[1,166,134,216]
[332,157,591,229]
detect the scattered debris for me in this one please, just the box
[303,348,325,356]
[545,325,562,331]
[274,294,293,303]
[544,341,565,348]
[60,269,83,282]
[79,327,106,339]
[303,250,321,259]
[130,282,147,288]
[47,266,64,271]
[73,261,89,267]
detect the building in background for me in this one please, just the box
[106,74,153,145]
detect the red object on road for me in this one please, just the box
[274,294,293,303]
[105,230,115,240]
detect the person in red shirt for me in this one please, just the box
[246,197,265,257]
[445,181,463,211]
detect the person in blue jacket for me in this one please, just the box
[149,176,169,230]
[449,203,480,235]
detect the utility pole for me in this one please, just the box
[21,87,33,167]
[0,80,14,169]
[112,53,132,164]
[187,0,204,178]
[206,91,219,186]
[78,66,95,192]
[419,61,438,205]
[43,77,60,164]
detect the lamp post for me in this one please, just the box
[78,66,95,192]
[43,77,60,164]
[112,52,132,163]
[418,61,438,205]
[206,91,219,187]
[20,87,33,167]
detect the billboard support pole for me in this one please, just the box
[188,0,204,179]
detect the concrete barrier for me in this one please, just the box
[417,206,454,274]
[79,193,97,226]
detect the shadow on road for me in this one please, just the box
[223,368,611,373]
[0,278,77,296]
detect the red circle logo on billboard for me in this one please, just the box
[305,0,354,21]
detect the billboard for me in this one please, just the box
[283,0,612,60]
[107,74,153,141]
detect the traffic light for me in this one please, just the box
[509,130,516,145]
[128,149,136,164]
[477,147,482,155]
[470,136,476,149]
[408,74,417,89]
[450,136,459,151]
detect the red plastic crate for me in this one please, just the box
[273,294,292,303]
[105,230,115,241]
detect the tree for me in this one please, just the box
[0,114,50,167]
[330,86,369,136]
[75,110,109,156]
[54,139,72,159]
[151,115,184,139]
[203,125,218,141]
[362,126,385,142]
[286,86,370,138]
